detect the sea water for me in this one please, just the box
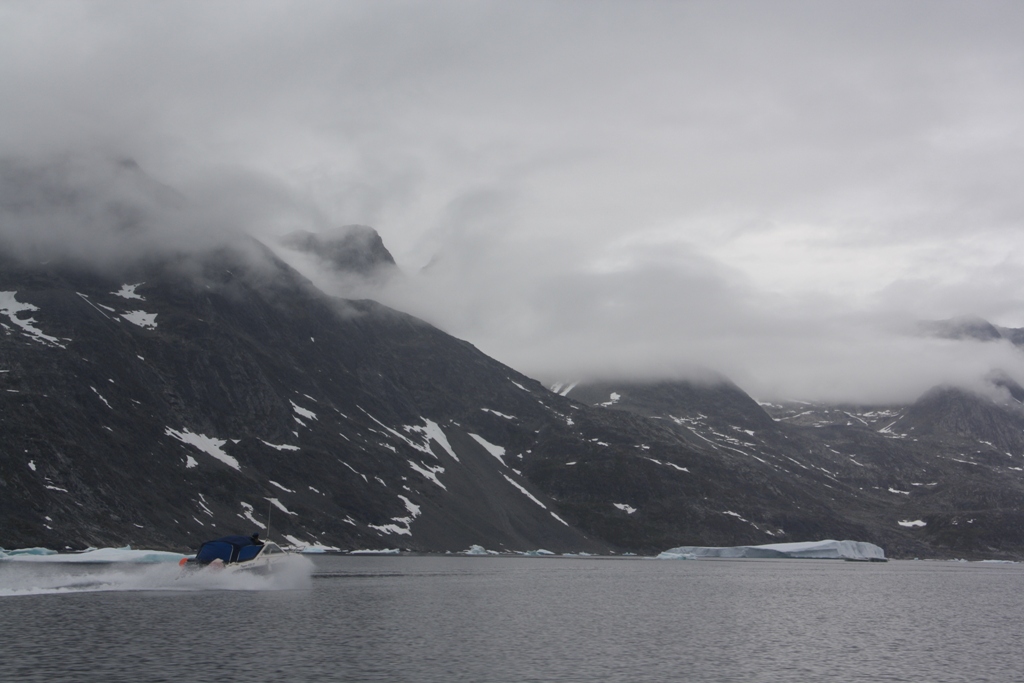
[1,555,1021,682]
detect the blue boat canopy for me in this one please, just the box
[194,535,264,564]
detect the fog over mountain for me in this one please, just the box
[3,1,1024,402]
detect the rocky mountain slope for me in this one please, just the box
[4,238,1024,559]
[567,377,1024,558]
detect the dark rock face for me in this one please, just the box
[4,241,1024,559]
[279,226,397,279]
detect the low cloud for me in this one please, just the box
[4,1,1024,403]
[374,231,1024,404]
[0,154,329,266]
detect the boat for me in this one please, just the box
[179,534,288,574]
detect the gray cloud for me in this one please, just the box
[3,0,1024,401]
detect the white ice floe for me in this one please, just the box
[614,503,637,514]
[658,539,886,561]
[898,520,927,527]
[121,310,157,329]
[0,546,185,564]
[470,433,506,466]
[0,291,67,348]
[165,427,240,470]
[112,283,145,300]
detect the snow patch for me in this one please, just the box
[261,440,300,452]
[613,503,637,514]
[290,401,317,421]
[898,520,927,527]
[368,495,421,536]
[481,408,516,420]
[502,474,547,510]
[165,427,240,470]
[91,386,111,409]
[268,480,294,493]
[644,457,689,472]
[121,310,157,329]
[266,497,298,516]
[0,292,67,348]
[112,283,145,300]
[238,502,266,529]
[469,433,506,466]
[408,460,446,490]
[550,381,578,396]
[549,512,570,527]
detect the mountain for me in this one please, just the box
[279,225,398,280]
[0,241,612,554]
[567,375,1024,558]
[921,315,1024,349]
[5,240,1024,559]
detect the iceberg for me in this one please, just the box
[657,539,886,562]
[462,545,499,555]
[0,547,58,557]
[0,546,186,563]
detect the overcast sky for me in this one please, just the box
[3,0,1024,402]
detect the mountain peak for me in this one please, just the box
[919,315,1002,342]
[279,225,397,278]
